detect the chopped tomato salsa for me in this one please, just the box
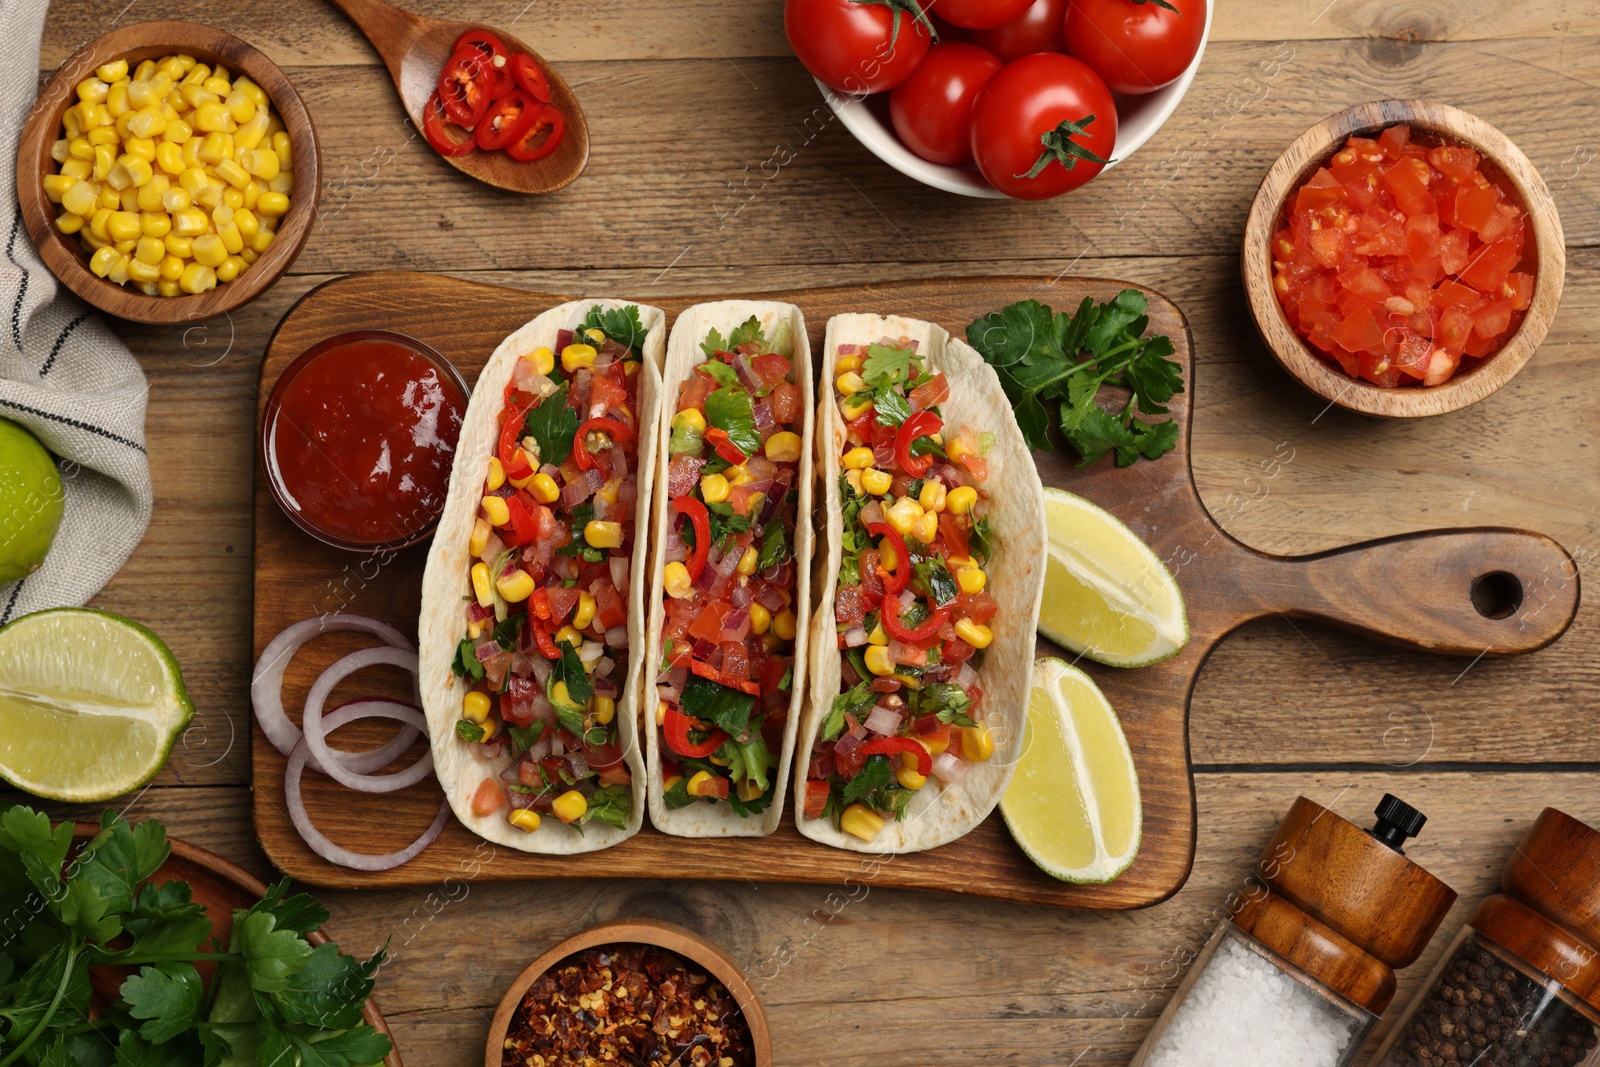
[1273,124,1534,388]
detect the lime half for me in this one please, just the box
[1002,657,1141,884]
[0,609,194,801]
[1038,486,1188,668]
[0,417,64,583]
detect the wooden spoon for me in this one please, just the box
[325,0,588,194]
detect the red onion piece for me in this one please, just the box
[526,736,552,761]
[717,608,750,644]
[251,614,414,759]
[752,398,775,436]
[931,751,967,784]
[755,584,788,611]
[284,701,449,871]
[657,683,680,705]
[955,663,978,690]
[604,625,628,649]
[732,352,760,393]
[837,343,860,356]
[609,556,629,591]
[664,664,688,692]
[842,626,868,648]
[566,752,590,781]
[592,675,619,698]
[809,751,835,780]
[475,640,500,663]
[834,732,861,758]
[556,328,573,350]
[474,740,503,761]
[863,705,903,736]
[301,649,432,792]
[729,584,754,609]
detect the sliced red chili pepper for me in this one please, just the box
[532,621,560,659]
[859,736,932,777]
[510,52,552,103]
[421,92,476,157]
[895,409,943,478]
[573,417,634,472]
[864,521,910,595]
[702,426,747,466]
[503,448,534,483]
[664,706,728,759]
[689,660,760,696]
[505,104,566,162]
[453,29,508,65]
[498,398,535,469]
[529,587,552,621]
[475,87,537,151]
[881,593,949,648]
[502,495,539,546]
[439,47,494,128]
[672,496,711,583]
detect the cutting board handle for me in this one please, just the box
[1244,528,1579,656]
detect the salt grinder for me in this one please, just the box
[1372,807,1600,1067]
[1129,794,1457,1067]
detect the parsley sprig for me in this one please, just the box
[0,806,391,1067]
[966,291,1183,467]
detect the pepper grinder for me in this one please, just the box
[1372,807,1600,1067]
[1129,794,1457,1067]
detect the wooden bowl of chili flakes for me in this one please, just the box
[486,917,770,1067]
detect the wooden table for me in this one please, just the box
[30,2,1600,1063]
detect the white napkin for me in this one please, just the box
[0,2,153,623]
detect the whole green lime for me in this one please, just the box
[0,418,64,582]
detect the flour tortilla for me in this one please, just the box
[642,300,814,837]
[419,300,665,853]
[796,314,1046,853]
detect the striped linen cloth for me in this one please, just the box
[0,2,152,623]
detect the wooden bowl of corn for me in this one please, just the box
[16,21,320,325]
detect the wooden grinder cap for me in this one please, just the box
[1470,808,1600,1012]
[1235,795,1457,1013]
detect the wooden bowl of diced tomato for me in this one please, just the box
[1242,99,1564,418]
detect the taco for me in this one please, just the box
[796,313,1045,853]
[642,300,814,836]
[419,300,665,853]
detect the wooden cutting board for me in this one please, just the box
[252,272,1577,908]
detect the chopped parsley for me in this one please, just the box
[451,638,485,681]
[704,383,763,458]
[680,674,755,738]
[701,316,767,357]
[581,304,649,356]
[524,382,579,466]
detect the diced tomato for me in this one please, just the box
[1382,156,1435,216]
[471,778,506,817]
[1504,272,1534,311]
[1359,349,1402,388]
[1438,307,1474,355]
[750,353,792,391]
[1308,227,1345,269]
[1471,297,1513,340]
[545,585,579,624]
[910,373,950,410]
[698,775,731,799]
[835,584,866,627]
[727,483,755,516]
[1451,184,1499,236]
[1428,144,1480,180]
[769,381,801,425]
[1437,230,1469,275]
[955,590,998,624]
[871,422,897,468]
[845,411,877,445]
[1293,168,1344,213]
[501,676,540,726]
[858,550,885,601]
[588,374,627,417]
[593,582,625,630]
[678,370,716,413]
[1377,123,1410,160]
[1392,334,1434,380]
[597,762,632,787]
[1477,202,1522,244]
[689,601,734,644]
[1331,307,1384,353]
[759,654,789,695]
[666,454,706,499]
[803,780,830,819]
[834,740,867,781]
[1459,237,1523,293]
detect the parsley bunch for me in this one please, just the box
[966,291,1183,467]
[0,807,390,1067]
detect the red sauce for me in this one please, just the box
[1273,123,1534,388]
[265,333,466,547]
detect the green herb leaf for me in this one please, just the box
[716,736,775,795]
[525,382,579,467]
[451,638,485,681]
[706,501,753,550]
[552,638,593,705]
[455,719,486,743]
[680,675,755,738]
[554,704,586,737]
[493,613,525,651]
[699,360,740,389]
[580,786,632,831]
[278,1024,395,1067]
[872,386,911,428]
[860,343,917,387]
[667,418,704,456]
[913,556,958,606]
[756,517,789,571]
[275,942,380,1030]
[824,682,876,742]
[0,805,72,899]
[506,721,545,757]
[232,910,314,994]
[582,304,649,355]
[253,878,331,936]
[663,776,695,810]
[841,755,893,805]
[778,665,793,693]
[704,384,763,459]
[969,515,994,565]
[121,963,204,1045]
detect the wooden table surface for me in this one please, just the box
[28,1,1600,1063]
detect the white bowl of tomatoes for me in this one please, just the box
[787,0,1210,200]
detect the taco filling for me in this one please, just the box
[654,318,804,817]
[448,306,649,835]
[804,336,999,843]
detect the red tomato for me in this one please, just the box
[1064,0,1207,95]
[969,53,1116,200]
[933,0,1035,29]
[803,780,831,819]
[888,44,1002,166]
[470,778,506,817]
[784,0,933,94]
[968,0,1068,62]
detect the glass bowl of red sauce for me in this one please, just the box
[1243,100,1565,417]
[261,330,468,551]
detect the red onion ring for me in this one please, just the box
[251,615,414,758]
[301,646,428,791]
[285,700,450,871]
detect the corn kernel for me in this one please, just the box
[773,609,796,641]
[164,233,193,258]
[736,547,758,576]
[105,210,140,241]
[481,494,510,526]
[552,790,587,824]
[685,771,719,798]
[106,253,131,285]
[954,618,993,649]
[462,691,492,723]
[861,468,892,496]
[725,464,751,487]
[133,235,165,265]
[235,110,269,151]
[960,726,994,762]
[956,566,986,594]
[77,78,110,105]
[573,591,597,631]
[127,257,162,285]
[836,371,866,396]
[699,472,729,504]
[496,568,535,603]
[158,254,185,282]
[162,117,193,144]
[88,245,119,277]
[106,83,130,118]
[528,472,560,504]
[214,254,245,283]
[470,562,493,607]
[268,170,293,196]
[42,174,75,203]
[673,408,706,435]
[664,561,692,599]
[910,511,938,544]
[593,695,615,725]
[54,213,83,235]
[885,497,924,536]
[58,157,91,181]
[224,90,256,125]
[212,158,249,189]
[126,107,166,139]
[842,447,874,470]
[560,342,597,372]
[867,621,888,645]
[946,486,978,514]
[191,233,227,267]
[918,480,947,514]
[97,183,121,210]
[897,756,927,791]
[508,809,542,832]
[839,803,885,841]
[864,644,894,676]
[89,208,112,239]
[584,521,622,549]
[97,60,128,82]
[845,469,863,496]
[238,146,279,180]
[468,517,491,558]
[765,431,801,463]
[483,456,506,492]
[272,131,292,168]
[839,393,874,421]
[657,700,670,726]
[748,602,771,636]
[835,354,861,373]
[134,178,167,212]
[177,261,215,294]
[61,180,98,216]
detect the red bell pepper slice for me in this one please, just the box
[475,87,537,151]
[510,52,552,102]
[894,409,943,478]
[864,521,910,595]
[672,496,711,582]
[421,92,476,157]
[702,426,747,466]
[859,735,932,777]
[528,587,552,621]
[498,398,534,470]
[803,780,830,819]
[531,622,560,659]
[506,104,565,162]
[689,659,760,696]
[501,495,539,546]
[663,706,728,759]
[573,417,634,472]
[881,593,949,648]
[438,47,494,128]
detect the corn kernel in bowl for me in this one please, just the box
[46,53,291,297]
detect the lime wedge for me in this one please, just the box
[1002,657,1140,883]
[1038,486,1188,667]
[0,609,194,802]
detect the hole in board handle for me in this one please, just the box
[1471,571,1523,620]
